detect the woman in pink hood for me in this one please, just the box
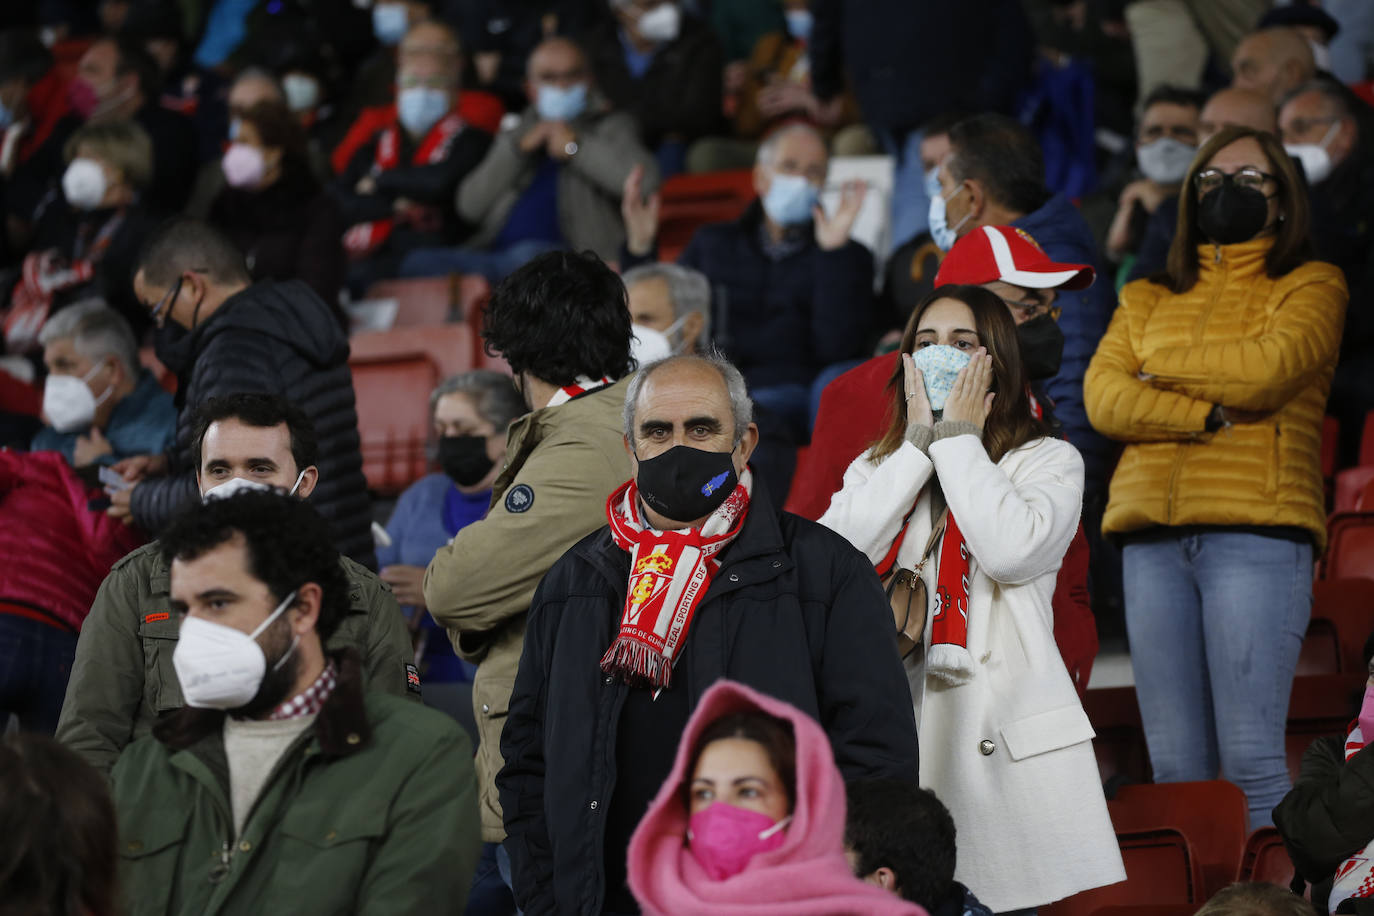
[627,680,927,916]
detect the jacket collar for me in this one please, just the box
[1197,234,1274,273]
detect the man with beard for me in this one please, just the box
[109,490,480,915]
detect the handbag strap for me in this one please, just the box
[876,502,949,579]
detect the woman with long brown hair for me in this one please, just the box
[1085,125,1348,829]
[820,284,1122,912]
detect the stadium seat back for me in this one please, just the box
[1336,467,1374,513]
[1286,673,1365,782]
[363,276,458,327]
[349,324,475,378]
[1237,826,1296,886]
[1040,828,1202,915]
[1084,686,1151,786]
[1297,618,1340,676]
[1322,513,1374,581]
[1311,579,1374,673]
[1108,781,1248,897]
[656,170,756,261]
[350,354,440,495]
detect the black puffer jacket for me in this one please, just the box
[1275,734,1374,914]
[133,280,375,568]
[498,480,919,915]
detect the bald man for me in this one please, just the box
[1232,27,1317,106]
[1126,86,1279,283]
[395,36,658,281]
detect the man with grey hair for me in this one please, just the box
[499,352,919,914]
[32,300,175,469]
[622,121,874,441]
[623,261,710,354]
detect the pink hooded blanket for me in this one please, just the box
[627,679,928,916]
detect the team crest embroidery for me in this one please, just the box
[505,483,534,513]
[1013,227,1045,253]
[627,547,675,625]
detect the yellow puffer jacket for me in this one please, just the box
[1085,237,1347,550]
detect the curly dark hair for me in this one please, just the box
[481,250,634,386]
[158,490,349,641]
[845,778,955,908]
[190,392,319,474]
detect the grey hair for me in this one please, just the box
[1279,79,1354,119]
[37,300,139,378]
[430,369,526,432]
[623,351,754,446]
[620,262,711,345]
[755,122,826,168]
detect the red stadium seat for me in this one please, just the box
[656,170,756,262]
[1362,409,1374,467]
[1335,467,1374,513]
[363,276,460,327]
[1108,781,1248,897]
[1298,617,1341,675]
[1312,579,1374,673]
[1237,827,1296,886]
[1040,829,1202,915]
[1084,686,1152,786]
[349,324,475,378]
[350,353,440,495]
[1286,673,1365,782]
[1322,512,1374,581]
[1324,414,1341,480]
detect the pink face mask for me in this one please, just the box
[687,802,791,880]
[221,143,267,189]
[68,79,100,119]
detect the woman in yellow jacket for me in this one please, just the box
[1085,125,1347,828]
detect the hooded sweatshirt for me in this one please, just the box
[628,680,927,916]
[133,279,375,567]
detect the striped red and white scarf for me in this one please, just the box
[1333,715,1374,900]
[600,471,751,689]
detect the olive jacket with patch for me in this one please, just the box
[424,377,633,841]
[110,653,481,916]
[57,542,414,776]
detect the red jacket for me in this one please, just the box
[0,450,146,632]
[790,352,1098,695]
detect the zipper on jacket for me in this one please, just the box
[1214,244,1222,264]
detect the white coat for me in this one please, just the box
[820,431,1125,910]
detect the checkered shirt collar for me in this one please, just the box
[268,661,338,721]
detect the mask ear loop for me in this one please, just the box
[287,469,306,497]
[249,589,301,673]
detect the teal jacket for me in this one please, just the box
[31,369,176,467]
[111,653,481,916]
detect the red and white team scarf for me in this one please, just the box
[1332,720,1374,900]
[546,376,612,409]
[342,110,466,260]
[600,470,752,689]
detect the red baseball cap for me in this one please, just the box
[933,225,1095,291]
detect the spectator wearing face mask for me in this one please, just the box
[207,100,347,313]
[1232,27,1318,108]
[32,300,174,469]
[350,0,438,115]
[183,68,288,220]
[622,122,871,443]
[332,20,493,293]
[108,490,479,916]
[623,262,709,357]
[1279,79,1374,468]
[376,372,522,688]
[0,29,59,190]
[57,392,414,775]
[1104,85,1204,275]
[1086,126,1347,829]
[399,36,656,281]
[7,119,158,347]
[580,0,725,176]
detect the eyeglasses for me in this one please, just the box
[1193,167,1280,194]
[148,276,183,325]
[1003,298,1061,321]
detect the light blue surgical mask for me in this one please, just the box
[784,10,813,41]
[928,182,971,251]
[228,117,242,142]
[397,86,450,136]
[910,345,973,411]
[923,165,942,200]
[761,172,819,227]
[535,83,588,122]
[373,3,409,46]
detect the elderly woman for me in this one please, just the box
[1086,125,1348,828]
[377,369,524,683]
[15,120,157,340]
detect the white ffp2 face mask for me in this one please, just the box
[172,589,298,709]
[42,360,113,433]
[201,470,306,503]
[62,157,107,210]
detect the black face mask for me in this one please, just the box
[1197,183,1271,245]
[635,445,738,524]
[1016,314,1065,381]
[438,435,495,487]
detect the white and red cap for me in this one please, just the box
[934,225,1095,290]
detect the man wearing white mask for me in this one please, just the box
[581,0,724,174]
[1105,85,1205,264]
[58,393,414,777]
[334,19,492,292]
[108,489,479,915]
[623,262,709,357]
[32,300,174,469]
[622,121,869,441]
[400,36,657,282]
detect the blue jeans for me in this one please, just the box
[0,613,78,734]
[466,841,517,916]
[877,127,928,250]
[1123,530,1312,827]
[399,239,563,286]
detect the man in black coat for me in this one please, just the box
[498,353,918,915]
[108,219,375,569]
